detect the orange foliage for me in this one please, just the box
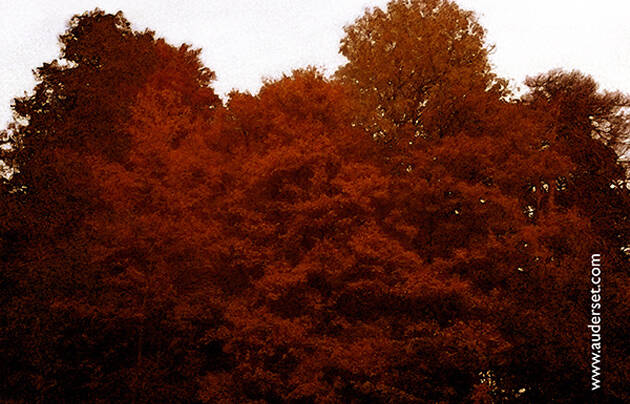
[1,2,629,403]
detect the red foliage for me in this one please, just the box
[1,2,629,403]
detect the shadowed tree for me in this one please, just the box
[521,69,630,400]
[523,70,630,258]
[1,9,224,402]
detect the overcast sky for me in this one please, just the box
[1,0,630,128]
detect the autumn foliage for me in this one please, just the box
[1,2,629,403]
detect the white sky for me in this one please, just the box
[1,0,630,128]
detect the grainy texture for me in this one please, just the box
[1,2,628,403]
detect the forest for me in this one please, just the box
[1,0,629,402]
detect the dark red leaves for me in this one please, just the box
[1,2,628,403]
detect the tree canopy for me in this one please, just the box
[1,2,629,403]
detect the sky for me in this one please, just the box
[1,0,630,128]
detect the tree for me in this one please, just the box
[332,2,629,401]
[2,4,629,403]
[198,69,499,403]
[1,10,224,402]
[521,69,630,399]
[336,0,507,156]
[523,70,630,259]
